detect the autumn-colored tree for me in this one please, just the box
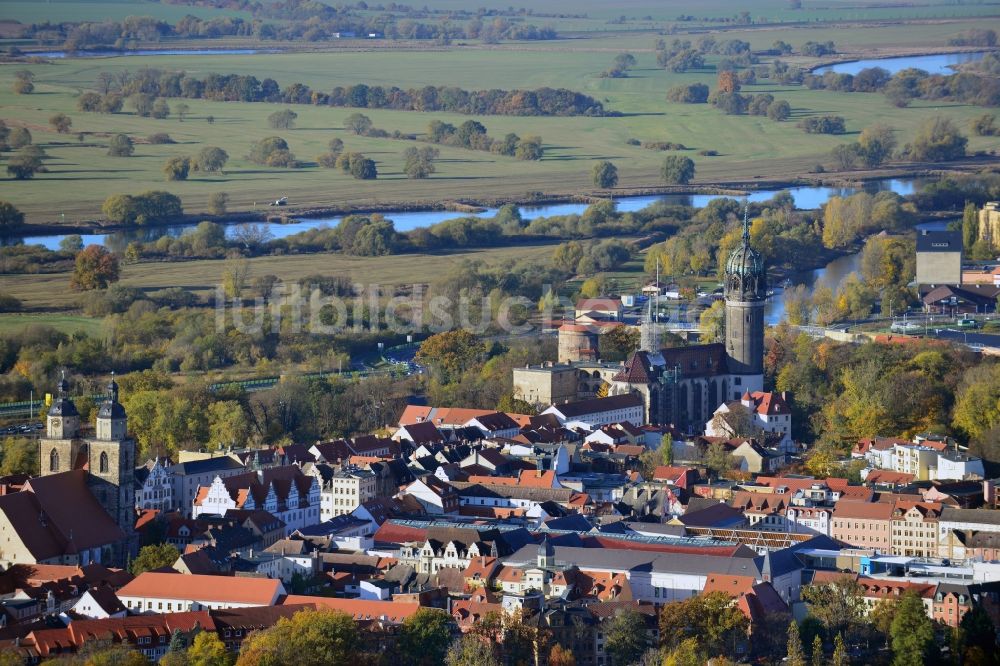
[398,608,455,666]
[717,70,739,93]
[415,329,489,384]
[236,609,358,666]
[659,591,749,659]
[70,245,120,291]
[187,631,231,666]
[549,644,576,666]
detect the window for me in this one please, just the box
[49,449,59,472]
[99,451,109,474]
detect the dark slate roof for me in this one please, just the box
[660,343,728,379]
[549,393,644,418]
[173,456,246,476]
[916,230,962,253]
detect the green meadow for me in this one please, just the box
[1,36,998,224]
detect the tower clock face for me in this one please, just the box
[51,417,61,429]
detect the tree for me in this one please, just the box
[959,605,998,664]
[515,136,543,160]
[1,437,36,476]
[858,123,897,167]
[268,109,298,129]
[81,645,150,666]
[802,576,866,637]
[168,629,187,655]
[12,70,33,94]
[208,192,229,216]
[60,235,83,252]
[552,240,585,274]
[350,155,377,180]
[787,621,806,666]
[130,542,180,575]
[328,137,344,154]
[906,116,967,162]
[130,93,155,117]
[416,329,488,384]
[71,245,120,291]
[207,401,250,450]
[704,441,734,479]
[176,103,190,121]
[663,638,702,666]
[445,635,500,666]
[890,591,934,666]
[593,160,618,188]
[108,133,135,157]
[248,136,296,167]
[717,70,739,93]
[811,635,823,666]
[8,127,31,149]
[953,363,1000,445]
[197,147,229,173]
[0,201,25,236]
[187,631,230,666]
[151,98,170,120]
[0,649,25,666]
[222,254,251,300]
[659,591,749,660]
[600,326,640,362]
[661,155,695,184]
[699,300,725,342]
[546,643,576,666]
[49,113,72,133]
[403,146,438,179]
[6,147,43,180]
[163,157,191,181]
[399,608,455,666]
[767,99,791,121]
[344,113,373,135]
[962,202,980,250]
[605,608,650,666]
[235,608,358,666]
[832,633,847,666]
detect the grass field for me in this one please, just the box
[0,241,561,310]
[2,36,998,225]
[0,0,252,25]
[0,313,104,336]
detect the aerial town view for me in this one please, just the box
[1,0,1000,664]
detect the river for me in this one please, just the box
[813,51,988,76]
[16,178,927,252]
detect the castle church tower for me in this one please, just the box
[724,203,765,398]
[87,374,136,542]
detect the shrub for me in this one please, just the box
[163,157,191,181]
[147,133,175,144]
[107,134,134,157]
[799,116,846,134]
[666,83,710,103]
[766,100,791,121]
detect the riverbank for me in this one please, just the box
[15,158,994,242]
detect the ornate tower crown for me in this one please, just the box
[725,200,765,301]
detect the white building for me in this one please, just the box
[192,467,321,535]
[705,391,794,454]
[864,439,985,481]
[117,572,285,613]
[541,394,645,428]
[135,459,173,512]
[309,465,378,521]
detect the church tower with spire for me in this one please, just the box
[724,202,766,398]
[87,373,136,541]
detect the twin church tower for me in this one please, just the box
[38,373,136,540]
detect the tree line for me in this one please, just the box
[77,68,606,116]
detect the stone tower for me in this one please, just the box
[40,371,82,475]
[724,203,766,385]
[87,374,136,541]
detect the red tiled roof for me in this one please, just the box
[117,572,282,605]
